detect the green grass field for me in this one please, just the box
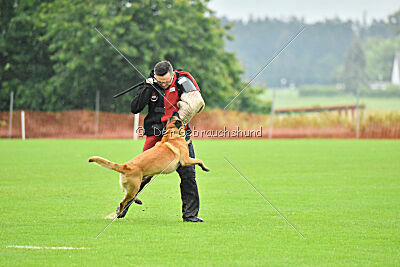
[0,139,399,266]
[261,89,400,111]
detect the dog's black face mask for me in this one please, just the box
[172,111,180,118]
[174,120,182,129]
[167,111,182,129]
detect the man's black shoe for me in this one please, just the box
[183,216,204,222]
[116,198,142,219]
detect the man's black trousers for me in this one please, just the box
[176,140,200,219]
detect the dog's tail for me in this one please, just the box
[88,156,130,174]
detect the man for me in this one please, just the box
[121,60,205,222]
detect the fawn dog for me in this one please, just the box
[88,112,209,218]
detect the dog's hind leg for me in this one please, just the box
[117,192,135,218]
[116,174,142,218]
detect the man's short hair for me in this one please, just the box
[154,61,173,76]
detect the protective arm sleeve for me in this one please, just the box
[130,85,153,114]
[177,91,205,124]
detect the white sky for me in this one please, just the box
[207,0,400,23]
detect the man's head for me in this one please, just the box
[154,61,174,89]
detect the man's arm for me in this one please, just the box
[130,84,153,113]
[177,76,205,124]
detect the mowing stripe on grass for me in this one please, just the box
[6,245,88,250]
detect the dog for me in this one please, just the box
[88,111,209,218]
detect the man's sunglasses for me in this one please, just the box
[154,75,174,84]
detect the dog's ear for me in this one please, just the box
[172,111,180,118]
[174,120,182,129]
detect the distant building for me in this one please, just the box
[370,81,390,90]
[369,51,400,90]
[392,52,400,86]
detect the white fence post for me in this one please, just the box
[355,88,360,139]
[268,87,276,139]
[133,113,139,140]
[8,91,14,138]
[95,90,100,136]
[21,110,25,140]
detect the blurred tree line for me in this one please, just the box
[2,1,399,113]
[224,11,400,89]
[0,0,270,113]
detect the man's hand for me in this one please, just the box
[131,81,155,114]
[146,78,155,85]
